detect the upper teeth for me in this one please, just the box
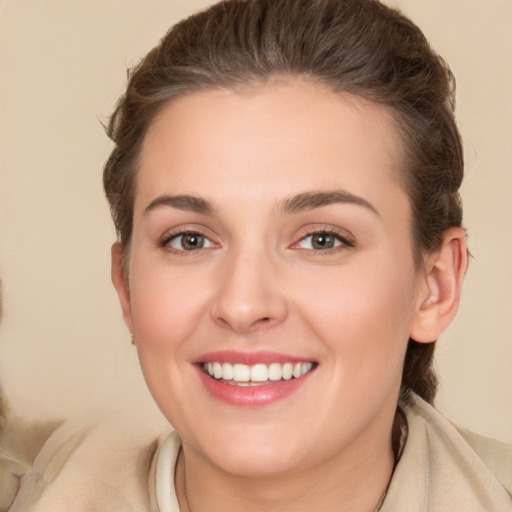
[203,361,314,383]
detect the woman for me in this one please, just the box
[5,0,512,510]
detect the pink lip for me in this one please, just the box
[192,351,317,407]
[194,350,311,365]
[196,369,314,407]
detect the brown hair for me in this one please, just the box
[104,0,464,404]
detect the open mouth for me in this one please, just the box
[200,361,318,386]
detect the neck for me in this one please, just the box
[175,417,395,512]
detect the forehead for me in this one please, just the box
[137,80,407,218]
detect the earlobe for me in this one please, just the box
[111,242,134,333]
[410,228,468,343]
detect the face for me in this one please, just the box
[115,80,429,477]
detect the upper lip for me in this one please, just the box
[193,350,317,366]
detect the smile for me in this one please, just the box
[194,351,318,406]
[202,361,315,386]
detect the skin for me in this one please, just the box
[112,79,467,511]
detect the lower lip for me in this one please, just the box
[196,367,314,407]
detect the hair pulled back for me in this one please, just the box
[104,0,464,404]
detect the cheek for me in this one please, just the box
[128,262,212,377]
[294,256,417,381]
[128,265,212,425]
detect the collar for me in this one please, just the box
[150,396,511,512]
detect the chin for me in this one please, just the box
[172,416,302,477]
[210,442,304,478]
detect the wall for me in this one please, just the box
[0,0,510,442]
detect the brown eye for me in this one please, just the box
[169,233,212,251]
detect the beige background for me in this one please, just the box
[0,0,511,442]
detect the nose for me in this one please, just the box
[210,248,288,333]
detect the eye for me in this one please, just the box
[295,231,352,251]
[166,232,215,251]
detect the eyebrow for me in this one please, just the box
[279,190,379,216]
[143,190,379,217]
[144,194,216,215]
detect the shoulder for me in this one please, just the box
[382,394,512,512]
[410,395,512,497]
[4,411,166,512]
[456,424,512,496]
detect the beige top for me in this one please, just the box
[4,395,512,511]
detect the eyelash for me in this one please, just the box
[159,230,216,254]
[158,228,355,255]
[294,229,355,254]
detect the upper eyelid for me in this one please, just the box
[158,227,218,248]
[158,224,215,239]
[294,226,355,245]
[294,235,353,251]
[156,225,354,249]
[300,229,350,239]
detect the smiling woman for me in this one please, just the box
[118,86,416,463]
[2,0,512,511]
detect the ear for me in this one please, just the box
[111,242,134,333]
[410,227,468,343]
